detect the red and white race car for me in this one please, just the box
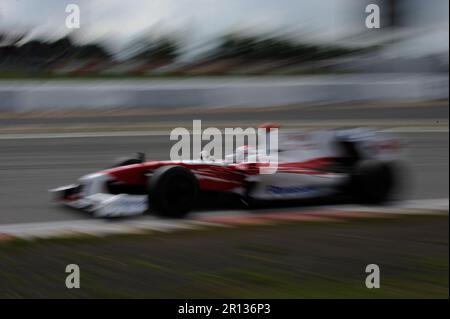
[50,126,402,218]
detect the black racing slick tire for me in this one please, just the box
[350,160,395,204]
[243,182,263,209]
[147,166,198,218]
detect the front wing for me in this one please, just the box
[50,185,148,218]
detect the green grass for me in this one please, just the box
[0,214,447,298]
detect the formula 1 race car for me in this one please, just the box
[50,126,402,218]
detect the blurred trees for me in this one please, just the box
[1,31,362,65]
[0,31,368,75]
[131,38,178,61]
[0,34,110,65]
[213,34,361,61]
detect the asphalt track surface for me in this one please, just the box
[0,129,448,224]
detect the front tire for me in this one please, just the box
[148,166,198,218]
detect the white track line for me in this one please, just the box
[0,198,447,240]
[0,127,447,140]
[0,131,172,139]
[0,217,203,239]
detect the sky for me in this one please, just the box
[0,0,448,57]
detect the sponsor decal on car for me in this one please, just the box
[266,185,324,195]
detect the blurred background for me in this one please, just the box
[0,0,448,77]
[0,0,448,299]
[0,0,448,111]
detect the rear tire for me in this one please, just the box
[243,182,263,209]
[350,160,395,204]
[148,166,198,218]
